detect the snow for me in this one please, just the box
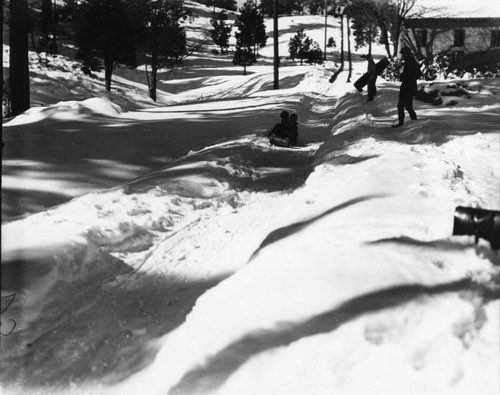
[417,0,500,18]
[2,8,500,395]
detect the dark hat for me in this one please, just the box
[400,47,412,54]
[280,111,290,118]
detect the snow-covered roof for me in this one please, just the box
[416,0,500,18]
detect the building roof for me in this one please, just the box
[405,18,500,29]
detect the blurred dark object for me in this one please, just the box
[453,206,500,249]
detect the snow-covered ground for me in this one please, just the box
[2,5,500,395]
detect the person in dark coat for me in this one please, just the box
[365,54,377,101]
[392,47,421,128]
[270,110,291,137]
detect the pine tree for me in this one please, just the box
[288,29,306,62]
[232,46,255,75]
[67,0,138,92]
[234,0,267,57]
[288,28,323,65]
[211,11,232,54]
[10,0,30,116]
[137,0,187,101]
[349,0,379,54]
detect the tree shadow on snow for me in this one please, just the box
[367,236,500,268]
[1,97,302,222]
[0,250,229,390]
[168,278,477,395]
[249,195,385,261]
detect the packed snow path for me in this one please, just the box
[2,68,500,395]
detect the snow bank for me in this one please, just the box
[5,98,122,126]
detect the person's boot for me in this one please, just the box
[453,206,500,249]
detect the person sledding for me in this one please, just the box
[268,110,297,147]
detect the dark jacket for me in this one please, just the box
[400,57,421,95]
[367,58,376,81]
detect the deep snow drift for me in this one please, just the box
[2,5,500,395]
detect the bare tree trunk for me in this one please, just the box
[347,16,352,82]
[150,65,158,102]
[148,41,159,101]
[379,22,391,57]
[42,0,51,45]
[368,25,372,55]
[273,0,279,89]
[323,0,327,61]
[10,0,30,116]
[340,14,344,68]
[104,57,113,91]
[1,0,4,121]
[50,0,58,54]
[145,62,151,94]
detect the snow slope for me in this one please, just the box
[2,8,500,395]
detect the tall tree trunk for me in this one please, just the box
[150,46,158,101]
[273,0,278,89]
[51,0,57,54]
[339,14,344,69]
[379,20,391,57]
[42,0,51,44]
[393,19,403,56]
[1,0,4,122]
[347,16,352,82]
[368,25,372,55]
[150,64,158,102]
[10,0,30,116]
[104,57,113,91]
[145,62,151,96]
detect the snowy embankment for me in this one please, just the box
[2,66,500,395]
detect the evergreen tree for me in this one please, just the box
[234,0,267,57]
[288,28,323,65]
[349,0,379,54]
[40,0,51,52]
[232,46,255,75]
[40,0,59,54]
[137,0,187,101]
[211,10,232,54]
[10,0,30,116]
[288,29,307,63]
[305,42,324,64]
[66,0,138,92]
[308,0,324,15]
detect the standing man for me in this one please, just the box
[392,47,421,128]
